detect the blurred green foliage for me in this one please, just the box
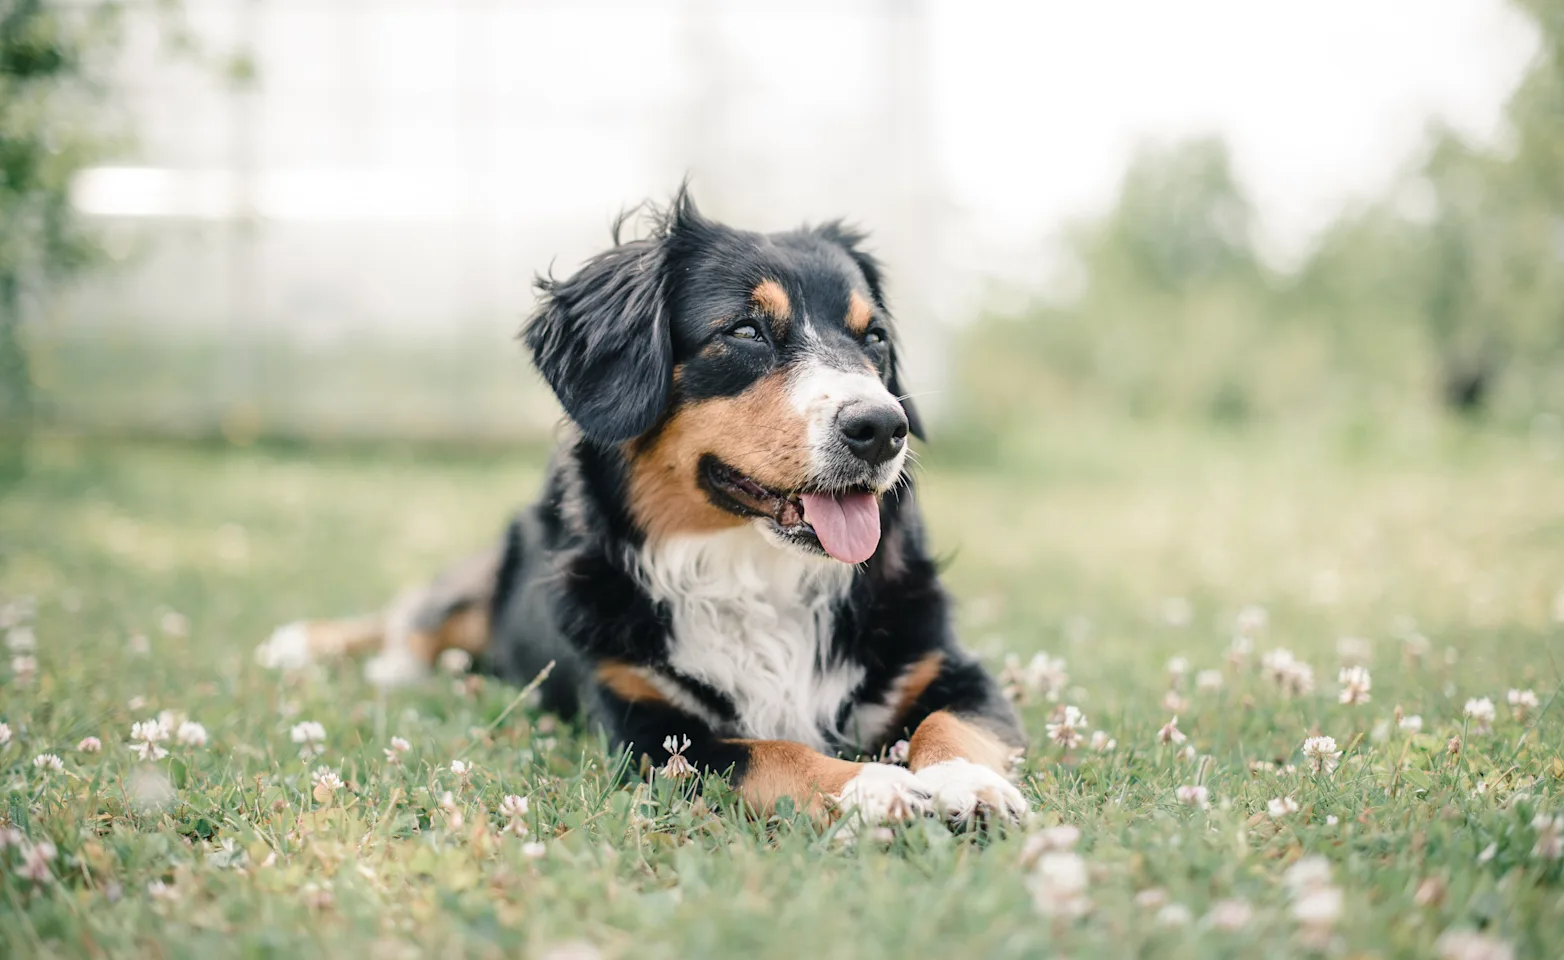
[1,0,125,466]
[957,0,1564,436]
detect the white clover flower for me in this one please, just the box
[1166,656,1191,680]
[176,721,207,747]
[1196,669,1223,693]
[1019,824,1081,867]
[1337,666,1372,705]
[128,719,169,762]
[32,753,64,773]
[6,626,36,653]
[1227,634,1253,668]
[1161,690,1189,713]
[1292,885,1343,927]
[1268,796,1300,818]
[1434,930,1516,960]
[384,736,412,763]
[1336,635,1371,665]
[1088,730,1116,752]
[1134,888,1168,910]
[1157,716,1187,746]
[1176,744,1197,763]
[1261,648,1296,680]
[1507,688,1539,722]
[1156,903,1192,927]
[1532,814,1563,860]
[1175,785,1209,809]
[16,840,56,883]
[500,794,530,819]
[311,766,343,789]
[451,759,472,779]
[1001,652,1070,704]
[77,736,101,753]
[659,734,696,779]
[0,721,10,747]
[11,655,37,683]
[1284,855,1333,892]
[1046,706,1087,750]
[1463,697,1496,732]
[521,841,547,860]
[1027,851,1090,918]
[1325,814,1339,826]
[885,739,910,764]
[1206,898,1253,931]
[1161,597,1192,626]
[1399,714,1423,734]
[291,721,327,759]
[1302,736,1342,775]
[1235,604,1268,636]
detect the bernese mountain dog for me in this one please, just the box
[259,189,1028,826]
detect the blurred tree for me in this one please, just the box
[1407,0,1564,414]
[1,0,124,473]
[1075,136,1261,298]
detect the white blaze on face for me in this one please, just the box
[784,357,910,564]
[787,359,909,489]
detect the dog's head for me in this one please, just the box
[525,188,921,564]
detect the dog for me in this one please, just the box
[258,189,1028,825]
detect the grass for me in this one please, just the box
[1,421,1561,959]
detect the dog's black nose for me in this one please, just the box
[838,402,909,466]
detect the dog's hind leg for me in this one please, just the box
[258,546,501,687]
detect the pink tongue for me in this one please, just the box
[800,492,882,564]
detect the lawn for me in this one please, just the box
[1,423,1561,959]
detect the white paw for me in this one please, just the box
[254,622,311,669]
[833,763,932,826]
[365,649,427,687]
[914,758,1028,824]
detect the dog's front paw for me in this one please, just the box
[833,763,932,826]
[254,622,312,670]
[913,758,1028,825]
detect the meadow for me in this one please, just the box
[1,420,1561,959]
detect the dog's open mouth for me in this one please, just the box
[700,456,882,564]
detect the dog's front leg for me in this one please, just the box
[892,655,1030,824]
[603,687,929,824]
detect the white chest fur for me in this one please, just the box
[635,525,862,751]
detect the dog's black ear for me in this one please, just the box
[525,210,680,445]
[816,221,925,440]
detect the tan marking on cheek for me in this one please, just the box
[596,662,670,706]
[626,370,815,543]
[727,739,864,818]
[752,279,791,340]
[846,290,874,335]
[906,710,1019,776]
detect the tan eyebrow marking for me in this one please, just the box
[846,290,874,335]
[751,279,791,339]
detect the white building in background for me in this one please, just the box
[61,0,1529,438]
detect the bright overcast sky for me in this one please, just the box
[925,0,1535,265]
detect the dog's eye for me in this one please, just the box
[729,323,763,341]
[864,328,887,345]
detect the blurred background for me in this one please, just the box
[2,0,1561,456]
